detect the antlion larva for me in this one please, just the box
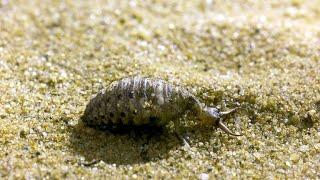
[82,76,241,136]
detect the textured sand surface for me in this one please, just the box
[0,0,319,179]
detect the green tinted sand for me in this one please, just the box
[0,0,319,179]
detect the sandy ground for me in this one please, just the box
[0,0,319,179]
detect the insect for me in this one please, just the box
[82,76,241,137]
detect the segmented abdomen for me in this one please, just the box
[82,77,201,127]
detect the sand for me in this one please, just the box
[0,0,319,179]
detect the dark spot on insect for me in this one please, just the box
[117,118,122,123]
[109,112,114,118]
[120,112,126,117]
[132,110,137,115]
[149,116,159,124]
[128,91,134,98]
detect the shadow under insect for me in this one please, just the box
[69,121,182,165]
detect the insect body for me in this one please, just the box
[82,76,241,136]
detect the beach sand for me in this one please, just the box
[0,0,319,178]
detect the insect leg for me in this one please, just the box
[175,133,191,148]
[140,142,149,161]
